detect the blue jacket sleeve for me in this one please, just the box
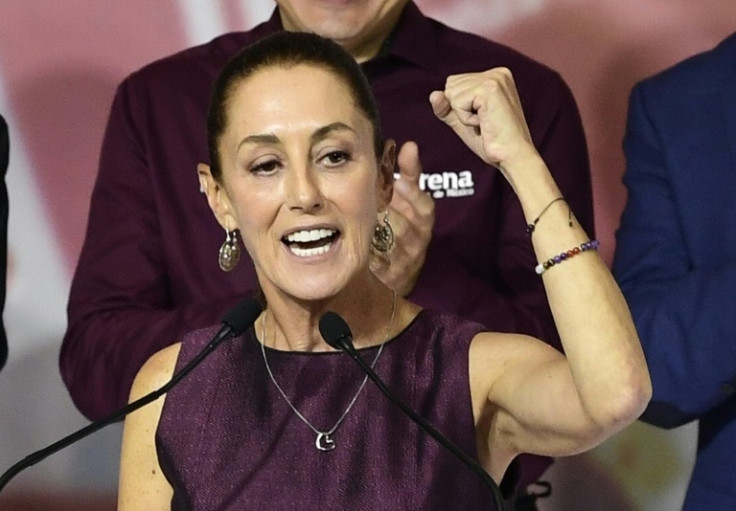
[613,84,736,428]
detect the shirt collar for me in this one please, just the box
[265,8,285,31]
[380,2,438,71]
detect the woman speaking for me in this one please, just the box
[118,32,650,510]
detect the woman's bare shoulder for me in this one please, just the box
[130,343,182,401]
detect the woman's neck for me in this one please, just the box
[258,278,397,352]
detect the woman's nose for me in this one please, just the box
[285,166,323,213]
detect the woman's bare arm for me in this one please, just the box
[431,69,651,471]
[118,343,181,510]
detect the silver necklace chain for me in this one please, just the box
[259,290,397,452]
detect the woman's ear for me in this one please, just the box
[197,163,238,231]
[377,139,396,210]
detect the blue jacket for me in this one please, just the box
[613,33,736,509]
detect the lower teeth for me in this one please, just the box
[290,243,331,257]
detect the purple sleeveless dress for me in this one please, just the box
[156,309,498,510]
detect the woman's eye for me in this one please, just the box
[251,159,281,175]
[321,151,350,167]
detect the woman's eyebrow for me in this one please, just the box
[310,122,356,144]
[237,133,280,151]
[236,122,355,151]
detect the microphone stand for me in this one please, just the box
[320,312,506,511]
[0,297,262,494]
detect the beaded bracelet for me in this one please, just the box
[535,240,600,275]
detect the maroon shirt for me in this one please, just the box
[62,1,593,491]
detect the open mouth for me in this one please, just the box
[283,228,339,257]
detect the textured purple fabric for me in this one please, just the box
[61,2,593,427]
[157,310,497,510]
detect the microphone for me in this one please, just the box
[0,297,262,494]
[319,311,506,511]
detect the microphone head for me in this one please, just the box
[319,311,353,351]
[222,298,263,336]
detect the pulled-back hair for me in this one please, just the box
[207,31,384,181]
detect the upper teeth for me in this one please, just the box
[286,228,335,243]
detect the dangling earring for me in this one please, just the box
[371,211,394,253]
[218,229,241,272]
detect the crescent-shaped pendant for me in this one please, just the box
[316,432,336,451]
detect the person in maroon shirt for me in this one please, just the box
[62,0,593,504]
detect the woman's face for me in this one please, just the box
[210,63,393,302]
